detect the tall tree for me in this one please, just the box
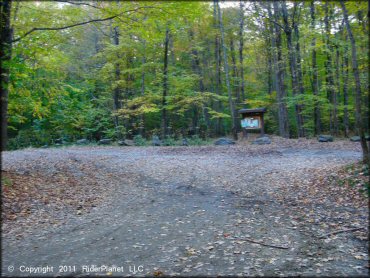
[324,1,335,135]
[281,0,305,137]
[161,23,170,138]
[342,32,349,137]
[0,0,12,151]
[216,0,238,140]
[238,0,245,102]
[310,0,321,135]
[340,0,369,164]
[271,2,290,138]
[213,0,224,136]
[112,25,121,135]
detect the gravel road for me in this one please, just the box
[1,143,368,277]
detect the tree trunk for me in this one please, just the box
[238,0,245,102]
[342,36,349,137]
[310,0,321,135]
[213,0,223,136]
[281,1,304,138]
[189,29,210,134]
[324,1,335,135]
[334,44,340,135]
[230,38,240,104]
[161,24,170,139]
[139,39,146,136]
[271,2,290,138]
[341,0,369,164]
[0,0,13,151]
[216,0,238,140]
[112,26,121,133]
[293,13,306,137]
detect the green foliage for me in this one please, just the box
[5,1,369,149]
[2,176,13,187]
[187,135,210,146]
[133,135,147,146]
[162,135,177,146]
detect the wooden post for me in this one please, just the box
[261,115,265,136]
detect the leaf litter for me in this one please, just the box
[1,138,368,276]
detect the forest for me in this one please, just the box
[1,1,369,161]
[2,2,369,276]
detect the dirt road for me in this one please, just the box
[1,143,368,276]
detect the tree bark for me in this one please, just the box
[161,24,170,139]
[230,38,240,104]
[324,1,335,135]
[310,0,321,135]
[112,26,121,133]
[139,39,146,136]
[334,43,340,135]
[271,2,290,138]
[0,0,13,151]
[216,0,238,140]
[213,0,223,136]
[293,7,306,137]
[342,36,349,137]
[341,0,369,164]
[238,0,245,102]
[189,28,210,134]
[281,1,304,138]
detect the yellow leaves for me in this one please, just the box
[117,96,160,119]
[32,101,49,119]
[208,110,231,120]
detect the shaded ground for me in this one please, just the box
[1,138,369,277]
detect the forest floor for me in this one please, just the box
[1,137,369,277]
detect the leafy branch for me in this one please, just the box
[12,5,157,43]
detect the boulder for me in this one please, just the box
[76,139,89,145]
[350,136,361,142]
[152,136,162,146]
[152,135,162,146]
[366,135,370,141]
[98,139,112,145]
[252,136,271,145]
[214,138,236,145]
[317,135,333,142]
[118,139,134,146]
[182,138,189,146]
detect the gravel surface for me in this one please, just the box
[1,140,368,277]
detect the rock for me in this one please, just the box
[41,145,49,148]
[76,139,89,145]
[366,135,370,141]
[152,136,162,146]
[252,136,271,145]
[350,136,361,142]
[98,139,112,145]
[182,138,189,146]
[55,143,62,147]
[318,135,333,142]
[118,139,134,146]
[214,138,236,145]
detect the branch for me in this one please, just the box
[319,227,365,239]
[55,0,100,9]
[235,237,290,250]
[250,2,285,31]
[11,6,156,43]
